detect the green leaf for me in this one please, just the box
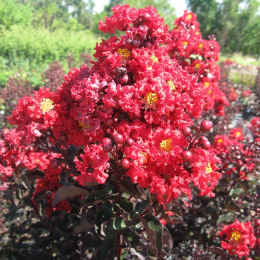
[95,205,113,225]
[123,229,140,247]
[112,217,127,230]
[130,201,147,219]
[121,192,131,199]
[120,249,128,260]
[94,234,115,260]
[211,246,229,260]
[225,201,240,212]
[142,215,163,256]
[87,206,97,225]
[117,197,133,212]
[120,176,140,196]
[144,189,151,202]
[52,185,89,207]
[20,174,30,189]
[162,226,173,251]
[217,213,235,224]
[84,190,107,204]
[73,219,93,236]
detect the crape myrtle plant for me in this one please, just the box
[218,60,259,121]
[0,61,64,129]
[0,5,259,259]
[0,54,92,129]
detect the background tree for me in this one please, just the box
[65,0,95,29]
[186,0,260,56]
[185,0,221,38]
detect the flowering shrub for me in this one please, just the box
[0,5,259,259]
[0,74,33,127]
[218,220,256,258]
[41,61,64,91]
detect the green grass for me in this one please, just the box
[219,53,259,86]
[228,69,256,86]
[220,53,260,67]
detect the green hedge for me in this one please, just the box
[0,25,98,65]
[0,26,99,87]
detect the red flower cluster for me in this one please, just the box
[213,124,257,180]
[218,220,256,258]
[249,117,260,143]
[2,5,225,212]
[168,11,229,116]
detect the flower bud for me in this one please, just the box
[127,138,134,146]
[200,120,213,132]
[102,138,112,151]
[183,127,191,136]
[182,151,192,161]
[120,74,129,85]
[121,158,130,169]
[112,133,124,144]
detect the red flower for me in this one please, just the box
[2,5,228,213]
[218,220,256,258]
[229,88,237,101]
[249,117,260,138]
[191,147,221,197]
[9,88,59,141]
[74,144,110,185]
[242,90,251,98]
[229,128,244,141]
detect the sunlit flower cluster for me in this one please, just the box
[1,5,225,211]
[218,220,256,258]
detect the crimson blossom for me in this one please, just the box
[218,220,256,258]
[2,5,227,213]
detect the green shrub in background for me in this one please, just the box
[0,0,259,88]
[0,26,99,87]
[0,0,99,87]
[0,0,33,29]
[0,26,97,64]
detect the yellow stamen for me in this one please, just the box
[160,139,172,152]
[236,131,241,137]
[78,121,85,128]
[118,48,131,59]
[140,152,149,165]
[195,63,200,70]
[199,43,203,48]
[205,163,213,174]
[217,139,223,143]
[78,121,91,130]
[40,98,54,113]
[230,231,242,242]
[195,31,200,36]
[204,82,210,87]
[150,55,159,63]
[167,80,176,91]
[187,14,192,20]
[145,92,158,107]
[183,41,188,46]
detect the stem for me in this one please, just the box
[116,232,122,260]
[114,144,122,259]
[49,129,78,175]
[188,128,201,149]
